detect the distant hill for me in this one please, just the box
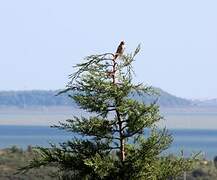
[0,89,194,108]
[192,99,217,107]
[146,88,192,107]
[0,90,73,108]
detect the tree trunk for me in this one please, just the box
[112,58,125,163]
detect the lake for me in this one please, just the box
[0,126,216,160]
[0,107,217,160]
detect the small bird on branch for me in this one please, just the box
[114,41,125,60]
[107,41,125,80]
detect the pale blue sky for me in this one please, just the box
[0,0,216,99]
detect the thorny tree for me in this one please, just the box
[21,43,197,180]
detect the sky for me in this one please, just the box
[0,0,216,99]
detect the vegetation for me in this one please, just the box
[0,146,58,180]
[0,146,212,180]
[19,45,199,179]
[178,159,217,180]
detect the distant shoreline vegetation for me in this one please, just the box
[0,89,193,108]
[0,146,216,180]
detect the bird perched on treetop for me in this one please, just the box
[114,41,125,60]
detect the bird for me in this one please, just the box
[114,41,125,60]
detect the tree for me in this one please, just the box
[21,43,197,179]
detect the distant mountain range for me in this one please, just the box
[0,89,216,108]
[192,99,217,107]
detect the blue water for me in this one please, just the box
[167,129,217,159]
[0,126,216,160]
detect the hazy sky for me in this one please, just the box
[0,0,216,99]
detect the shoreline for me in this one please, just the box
[1,106,217,128]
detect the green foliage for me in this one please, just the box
[21,45,198,179]
[0,146,210,180]
[0,147,58,180]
